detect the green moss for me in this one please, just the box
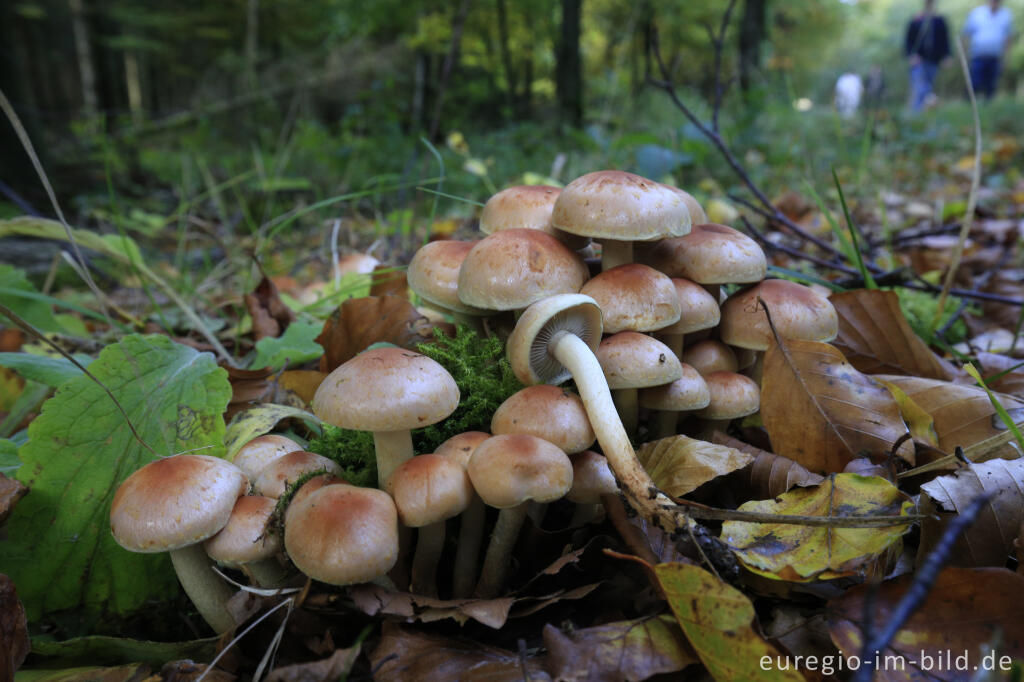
[307,325,523,486]
[893,286,969,344]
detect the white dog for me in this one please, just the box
[834,73,864,118]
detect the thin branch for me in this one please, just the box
[707,0,738,133]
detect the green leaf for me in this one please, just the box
[27,633,218,668]
[0,334,231,629]
[0,264,65,334]
[250,319,324,371]
[0,437,19,475]
[225,403,322,460]
[0,352,93,387]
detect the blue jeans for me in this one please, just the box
[909,60,939,111]
[970,55,1001,99]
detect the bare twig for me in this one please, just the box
[706,0,739,134]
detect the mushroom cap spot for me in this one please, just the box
[580,264,681,334]
[110,454,249,553]
[719,279,838,351]
[231,434,303,480]
[507,293,603,386]
[457,229,589,311]
[386,454,473,527]
[253,451,344,499]
[695,371,761,419]
[641,223,767,284]
[204,495,281,566]
[596,332,684,389]
[467,434,573,509]
[551,170,692,241]
[638,364,711,411]
[284,484,399,585]
[491,385,595,454]
[407,240,489,315]
[312,347,459,431]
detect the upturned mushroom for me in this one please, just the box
[312,346,459,487]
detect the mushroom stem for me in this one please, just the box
[549,331,669,512]
[372,430,414,488]
[474,503,529,599]
[569,502,603,527]
[242,558,291,588]
[410,522,445,598]
[169,544,237,633]
[612,387,639,434]
[652,332,685,438]
[598,239,634,271]
[451,496,486,599]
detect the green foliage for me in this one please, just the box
[0,352,93,388]
[250,319,325,370]
[0,265,67,335]
[0,335,231,633]
[894,286,968,344]
[415,325,523,452]
[0,438,19,475]
[307,426,377,488]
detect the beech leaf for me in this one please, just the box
[761,338,914,473]
[712,432,824,500]
[636,434,754,496]
[316,295,435,372]
[721,474,913,581]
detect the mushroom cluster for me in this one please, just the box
[110,169,843,618]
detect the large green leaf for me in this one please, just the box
[0,264,65,334]
[0,335,231,629]
[0,352,93,388]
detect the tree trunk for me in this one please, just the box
[68,0,99,126]
[738,0,767,92]
[496,0,517,116]
[427,0,472,141]
[556,0,583,129]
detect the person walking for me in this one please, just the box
[905,0,952,111]
[963,0,1014,99]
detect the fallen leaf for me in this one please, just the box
[245,276,295,341]
[276,370,326,405]
[975,351,1024,398]
[542,615,698,681]
[654,562,803,681]
[830,289,959,380]
[876,379,941,450]
[917,458,1024,567]
[722,474,913,581]
[636,434,754,497]
[249,319,323,371]
[827,567,1024,681]
[265,646,360,682]
[24,634,219,668]
[316,295,434,372]
[712,432,824,501]
[1,574,28,680]
[224,404,321,460]
[369,623,549,681]
[369,265,408,298]
[762,338,914,473]
[875,375,1024,460]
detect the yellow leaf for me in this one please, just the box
[637,434,754,496]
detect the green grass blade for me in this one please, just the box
[964,362,1024,453]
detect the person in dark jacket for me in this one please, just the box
[905,0,952,111]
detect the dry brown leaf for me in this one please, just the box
[830,289,959,380]
[0,475,28,529]
[975,351,1024,398]
[369,623,549,681]
[244,276,295,341]
[875,374,1024,460]
[762,338,914,474]
[712,432,824,500]
[542,615,698,681]
[315,295,435,372]
[636,434,754,497]
[917,458,1024,567]
[1,574,29,681]
[276,370,326,406]
[828,567,1024,681]
[264,646,360,682]
[369,265,408,298]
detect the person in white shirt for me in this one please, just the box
[962,0,1014,98]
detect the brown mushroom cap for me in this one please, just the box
[656,278,721,335]
[312,347,459,431]
[551,170,692,242]
[407,240,489,315]
[491,385,595,453]
[284,474,348,526]
[643,223,767,284]
[386,454,473,527]
[435,431,491,468]
[638,364,711,411]
[719,279,838,351]
[663,184,708,225]
[567,450,618,504]
[456,229,589,311]
[580,264,681,334]
[479,185,587,249]
[681,340,739,376]
[695,371,761,420]
[110,455,249,553]
[253,450,344,499]
[284,484,399,585]
[232,435,303,480]
[204,495,281,566]
[467,434,573,509]
[596,332,684,389]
